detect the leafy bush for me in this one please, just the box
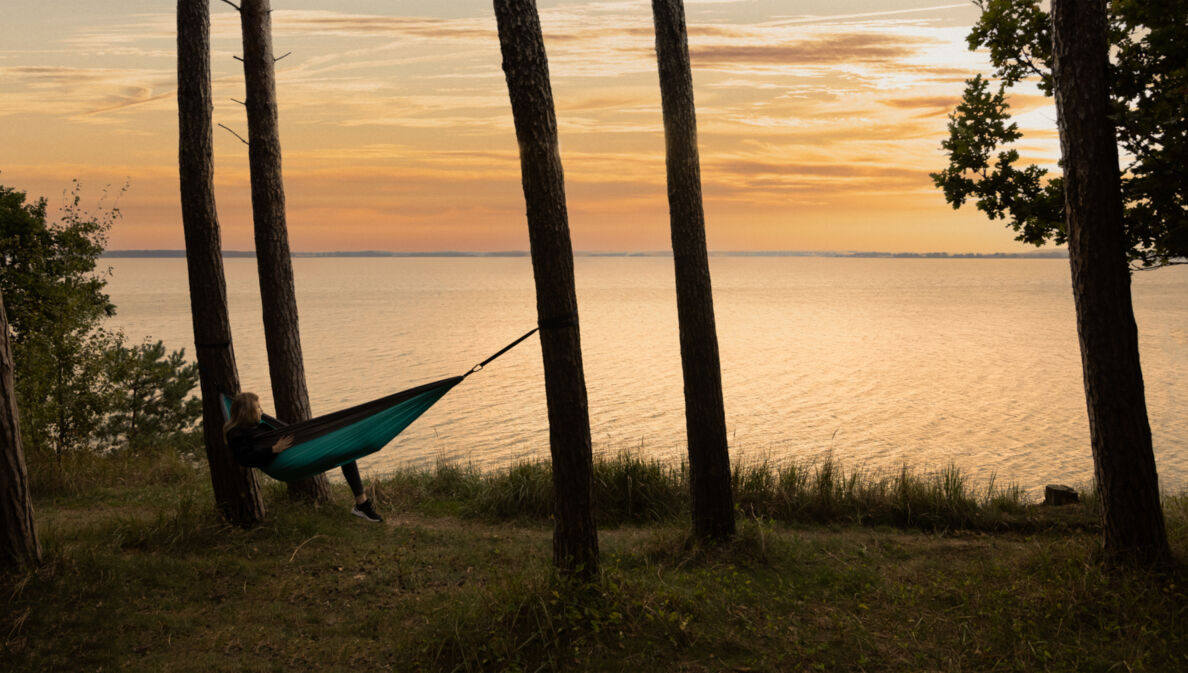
[99,339,202,454]
[1,182,200,458]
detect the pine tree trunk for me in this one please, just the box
[493,0,599,579]
[1051,0,1171,568]
[652,0,735,541]
[177,0,266,526]
[0,291,41,568]
[238,0,330,502]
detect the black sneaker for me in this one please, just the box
[351,500,383,523]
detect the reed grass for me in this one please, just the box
[380,451,1037,531]
[734,458,1031,530]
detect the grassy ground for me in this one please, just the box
[4,452,1187,672]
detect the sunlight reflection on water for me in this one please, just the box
[104,257,1188,496]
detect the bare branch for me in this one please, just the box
[1132,259,1187,272]
[219,0,241,11]
[232,55,243,62]
[1017,53,1046,81]
[230,98,245,106]
[218,123,249,146]
[274,51,292,63]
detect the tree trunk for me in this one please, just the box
[652,0,735,541]
[493,0,599,579]
[0,291,41,568]
[1051,0,1171,568]
[238,0,330,502]
[178,0,266,526]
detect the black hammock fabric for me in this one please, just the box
[221,377,461,482]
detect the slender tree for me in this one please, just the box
[651,0,735,540]
[178,0,265,525]
[0,290,41,568]
[235,0,330,502]
[1051,0,1171,568]
[493,0,599,578]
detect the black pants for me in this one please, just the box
[341,461,364,498]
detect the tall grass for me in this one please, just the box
[374,452,688,524]
[24,444,1054,532]
[733,458,1028,529]
[379,452,1035,531]
[25,447,196,499]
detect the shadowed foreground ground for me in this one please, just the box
[4,455,1186,672]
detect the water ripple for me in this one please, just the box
[104,257,1188,496]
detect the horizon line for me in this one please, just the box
[102,249,1070,259]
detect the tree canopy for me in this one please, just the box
[932,0,1187,268]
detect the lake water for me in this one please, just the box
[102,257,1188,496]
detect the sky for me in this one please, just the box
[0,0,1060,253]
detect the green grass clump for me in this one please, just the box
[591,452,686,524]
[470,460,554,519]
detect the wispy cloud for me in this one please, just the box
[85,87,175,116]
[691,33,932,67]
[0,65,174,121]
[271,11,497,42]
[881,96,961,110]
[4,65,123,87]
[769,3,974,25]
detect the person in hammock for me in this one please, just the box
[223,391,384,523]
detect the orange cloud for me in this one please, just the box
[691,33,933,67]
[880,96,960,110]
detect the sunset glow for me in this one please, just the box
[1,0,1060,253]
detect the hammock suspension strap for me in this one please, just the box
[464,314,576,377]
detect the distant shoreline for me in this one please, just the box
[102,249,1070,260]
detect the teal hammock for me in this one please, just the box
[219,326,542,482]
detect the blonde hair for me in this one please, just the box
[224,392,261,438]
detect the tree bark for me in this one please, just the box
[1051,0,1171,568]
[493,0,599,579]
[652,0,735,541]
[238,0,330,502]
[0,291,41,568]
[178,0,266,526]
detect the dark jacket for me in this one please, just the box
[227,423,275,468]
